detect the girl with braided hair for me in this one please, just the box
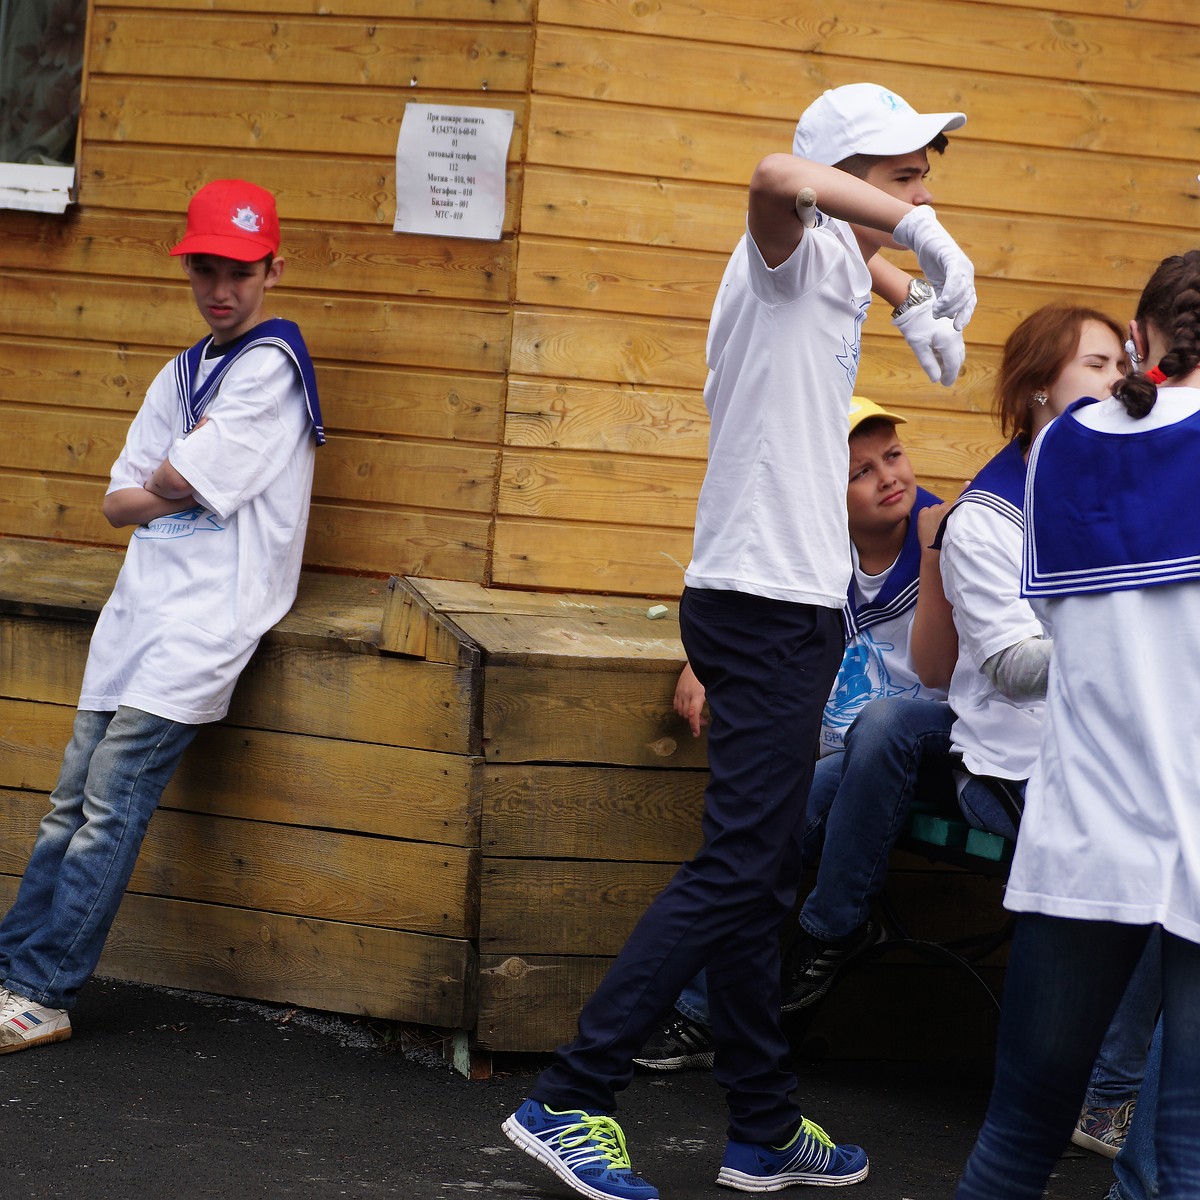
[956,250,1200,1199]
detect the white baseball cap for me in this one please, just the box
[793,83,965,166]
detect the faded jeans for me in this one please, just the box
[0,707,198,1009]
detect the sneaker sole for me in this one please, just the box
[503,1113,640,1200]
[632,1050,714,1071]
[781,929,885,1014]
[780,976,836,1014]
[1069,1127,1120,1159]
[0,1026,72,1055]
[716,1162,869,1191]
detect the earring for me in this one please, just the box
[1032,390,1048,406]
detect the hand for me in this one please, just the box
[892,298,965,386]
[673,661,708,738]
[917,501,952,549]
[892,206,976,331]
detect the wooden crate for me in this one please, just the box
[0,539,482,1029]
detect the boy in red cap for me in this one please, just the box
[0,179,324,1052]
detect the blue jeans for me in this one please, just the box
[1109,1018,1163,1200]
[0,707,198,1009]
[532,588,843,1144]
[1088,929,1161,1107]
[956,917,1200,1200]
[800,697,955,941]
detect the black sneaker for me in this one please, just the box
[781,920,884,1014]
[632,1008,715,1071]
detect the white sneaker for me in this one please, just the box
[0,992,71,1054]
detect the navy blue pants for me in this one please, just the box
[531,587,843,1143]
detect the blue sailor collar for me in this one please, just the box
[1023,397,1200,597]
[843,486,942,639]
[172,317,325,445]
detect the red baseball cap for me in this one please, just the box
[170,179,280,261]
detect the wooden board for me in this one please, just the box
[0,698,483,847]
[477,952,607,1050]
[536,0,1200,95]
[0,209,513,306]
[0,616,479,754]
[0,792,478,937]
[490,517,694,595]
[504,377,711,458]
[89,14,532,94]
[482,762,704,861]
[23,881,477,1028]
[483,662,705,768]
[479,859,674,955]
[0,273,512,376]
[110,0,533,16]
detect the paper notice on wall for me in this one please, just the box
[393,104,514,240]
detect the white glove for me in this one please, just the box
[893,297,965,386]
[892,206,976,331]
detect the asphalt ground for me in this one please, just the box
[2,978,1114,1199]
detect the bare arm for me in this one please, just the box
[868,252,916,308]
[748,155,913,270]
[103,485,197,529]
[747,154,975,329]
[910,502,959,689]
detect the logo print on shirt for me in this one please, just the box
[821,631,920,751]
[231,205,262,234]
[133,506,224,540]
[836,297,870,387]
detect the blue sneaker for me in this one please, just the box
[503,1098,659,1200]
[717,1117,868,1191]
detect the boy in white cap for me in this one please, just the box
[0,179,324,1052]
[503,84,975,1199]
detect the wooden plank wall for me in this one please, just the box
[0,0,532,582]
[500,0,1200,594]
[0,1,1195,597]
[0,543,485,1027]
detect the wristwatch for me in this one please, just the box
[891,277,934,319]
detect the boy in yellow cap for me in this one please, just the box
[0,179,324,1052]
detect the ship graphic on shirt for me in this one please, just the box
[822,630,920,751]
[133,506,224,540]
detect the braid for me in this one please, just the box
[1113,250,1200,420]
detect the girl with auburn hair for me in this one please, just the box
[957,252,1200,1197]
[937,303,1126,840]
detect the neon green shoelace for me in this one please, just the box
[556,1113,634,1169]
[798,1117,835,1150]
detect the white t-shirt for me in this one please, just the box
[940,493,1044,780]
[819,546,948,756]
[79,343,317,724]
[1007,389,1200,941]
[684,216,869,606]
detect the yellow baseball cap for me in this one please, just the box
[848,395,907,436]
